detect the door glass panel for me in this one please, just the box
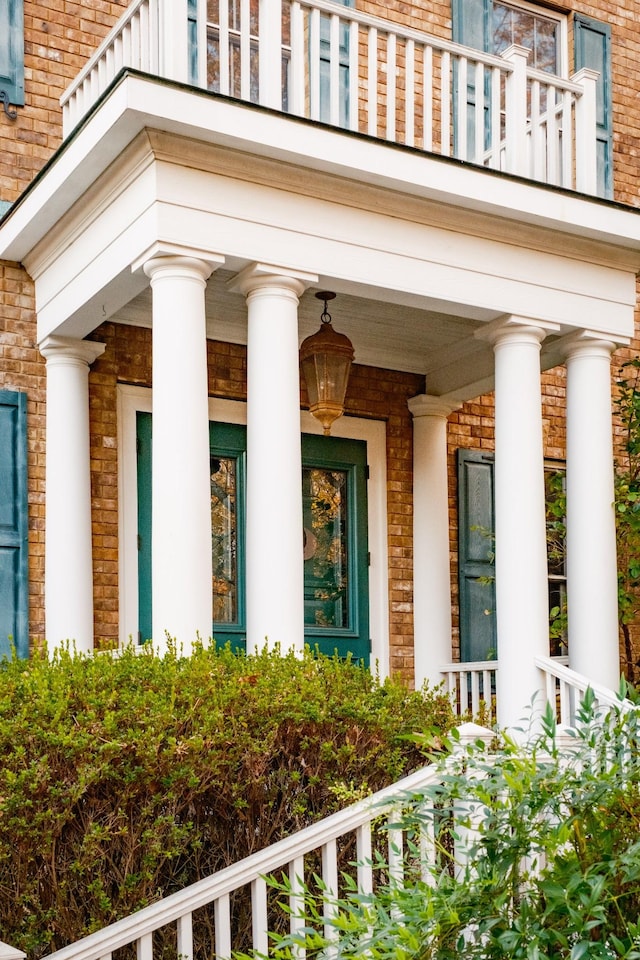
[211,454,239,625]
[303,466,349,629]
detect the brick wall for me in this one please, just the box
[1,0,639,675]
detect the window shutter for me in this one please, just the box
[574,14,612,199]
[0,0,25,109]
[0,390,28,659]
[457,449,496,663]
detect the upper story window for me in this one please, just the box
[491,0,562,74]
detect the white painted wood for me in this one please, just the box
[232,265,316,654]
[0,943,26,960]
[176,914,194,960]
[356,823,373,896]
[367,26,377,136]
[321,838,339,953]
[503,44,529,176]
[561,90,572,188]
[473,60,484,164]
[563,335,620,690]
[289,854,307,955]
[214,893,232,960]
[144,255,217,653]
[251,877,269,957]
[159,0,189,82]
[482,316,556,733]
[218,0,230,96]
[423,44,432,151]
[574,68,599,194]
[240,0,250,100]
[405,39,415,148]
[455,55,467,160]
[310,7,321,120]
[330,13,340,126]
[259,0,283,109]
[348,19,359,132]
[409,396,459,688]
[440,50,451,156]
[290,1,304,116]
[136,934,152,960]
[488,65,500,168]
[386,32,396,141]
[39,336,105,653]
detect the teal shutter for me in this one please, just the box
[457,449,496,662]
[574,14,612,199]
[136,412,153,643]
[0,390,28,659]
[0,0,25,110]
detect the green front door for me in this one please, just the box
[136,416,370,662]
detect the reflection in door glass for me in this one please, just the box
[303,467,349,629]
[211,456,238,624]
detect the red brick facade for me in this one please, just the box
[1,0,639,679]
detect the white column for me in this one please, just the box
[40,335,105,653]
[409,394,460,688]
[144,255,216,655]
[231,263,317,654]
[481,316,557,730]
[564,334,619,688]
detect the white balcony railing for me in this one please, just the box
[61,0,599,195]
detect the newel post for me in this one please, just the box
[259,0,283,109]
[573,67,599,195]
[502,44,530,178]
[159,0,190,83]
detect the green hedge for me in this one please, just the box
[0,644,453,956]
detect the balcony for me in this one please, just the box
[61,0,599,195]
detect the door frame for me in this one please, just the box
[117,384,390,673]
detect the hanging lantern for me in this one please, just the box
[300,292,354,436]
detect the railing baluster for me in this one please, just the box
[240,0,250,100]
[252,877,269,958]
[139,2,149,72]
[405,38,415,147]
[329,13,340,126]
[348,19,358,131]
[489,64,501,168]
[441,50,451,156]
[419,799,436,885]
[561,89,573,188]
[386,31,396,141]
[214,893,232,960]
[455,54,467,159]
[473,60,484,163]
[290,1,304,116]
[218,0,230,95]
[530,78,542,179]
[309,7,321,120]
[367,26,378,136]
[177,913,194,960]
[149,0,159,74]
[289,854,306,958]
[137,934,153,960]
[546,87,559,185]
[387,807,404,887]
[471,669,480,717]
[322,839,339,955]
[356,823,373,897]
[423,44,433,151]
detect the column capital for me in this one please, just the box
[408,394,461,420]
[132,241,224,277]
[475,314,560,348]
[142,256,217,285]
[228,262,318,298]
[555,329,621,361]
[39,335,105,366]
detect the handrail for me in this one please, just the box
[535,654,633,714]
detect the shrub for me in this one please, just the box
[268,692,640,960]
[0,643,453,956]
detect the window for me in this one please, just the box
[0,0,24,113]
[136,413,370,661]
[457,449,566,662]
[0,390,28,659]
[319,0,354,127]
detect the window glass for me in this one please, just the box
[303,466,349,629]
[492,1,559,73]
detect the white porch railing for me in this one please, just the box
[441,660,497,724]
[29,722,489,960]
[535,654,633,727]
[60,0,598,194]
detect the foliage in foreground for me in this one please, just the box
[267,690,640,960]
[0,643,453,956]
